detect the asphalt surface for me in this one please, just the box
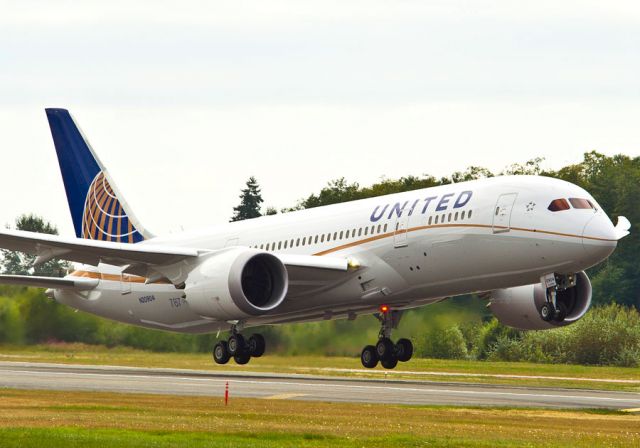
[0,361,638,409]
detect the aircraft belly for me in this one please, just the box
[56,280,223,333]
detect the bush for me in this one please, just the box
[421,326,469,359]
[487,304,640,366]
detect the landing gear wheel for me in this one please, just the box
[540,303,555,322]
[234,353,251,365]
[361,345,379,369]
[395,338,413,362]
[376,337,394,360]
[213,341,230,365]
[553,302,568,322]
[228,334,246,356]
[380,355,398,370]
[248,334,266,357]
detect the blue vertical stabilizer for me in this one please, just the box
[45,108,149,243]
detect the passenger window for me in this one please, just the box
[327,233,331,242]
[383,224,388,232]
[435,215,439,224]
[548,199,571,212]
[448,213,452,222]
[370,225,375,234]
[569,198,594,209]
[428,216,432,225]
[364,227,368,236]
[314,235,318,244]
[321,234,325,243]
[278,242,282,250]
[333,232,337,240]
[461,211,465,220]
[339,231,343,239]
[358,228,362,236]
[468,210,473,218]
[377,224,381,233]
[454,212,458,221]
[296,238,300,247]
[284,241,288,249]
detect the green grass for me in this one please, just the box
[0,389,637,447]
[0,343,638,392]
[0,428,573,448]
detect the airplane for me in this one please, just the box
[0,108,630,369]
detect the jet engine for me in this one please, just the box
[488,271,591,330]
[184,248,288,320]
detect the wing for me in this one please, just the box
[0,274,98,290]
[276,253,358,298]
[0,228,199,274]
[0,229,357,292]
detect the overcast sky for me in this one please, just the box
[1,0,639,236]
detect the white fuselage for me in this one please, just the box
[54,175,618,333]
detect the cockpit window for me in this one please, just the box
[569,198,594,209]
[548,199,570,212]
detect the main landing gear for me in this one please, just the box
[213,327,266,365]
[361,306,413,370]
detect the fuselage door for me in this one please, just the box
[393,211,410,248]
[492,193,518,233]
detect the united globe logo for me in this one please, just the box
[81,172,143,243]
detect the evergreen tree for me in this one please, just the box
[0,214,69,277]
[230,177,264,222]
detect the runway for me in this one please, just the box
[0,361,638,409]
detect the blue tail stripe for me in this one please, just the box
[46,109,101,238]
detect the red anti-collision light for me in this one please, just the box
[379,305,389,314]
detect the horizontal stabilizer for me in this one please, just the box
[0,274,98,290]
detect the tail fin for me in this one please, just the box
[45,108,152,243]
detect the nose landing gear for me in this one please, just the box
[213,326,266,365]
[540,273,574,323]
[360,306,414,370]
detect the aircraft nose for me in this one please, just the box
[582,212,617,262]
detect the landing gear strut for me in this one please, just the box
[360,306,413,370]
[540,273,573,323]
[213,325,266,365]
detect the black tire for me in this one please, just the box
[234,353,251,365]
[361,345,379,369]
[380,355,398,370]
[228,334,246,356]
[395,338,413,362]
[540,303,554,322]
[248,334,266,357]
[376,337,394,360]
[213,341,230,365]
[554,302,568,322]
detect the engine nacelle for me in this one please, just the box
[184,248,288,320]
[488,271,592,330]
